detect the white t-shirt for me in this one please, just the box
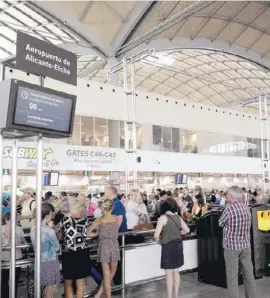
[220,197,226,206]
[2,225,25,261]
[21,199,36,229]
[126,199,139,230]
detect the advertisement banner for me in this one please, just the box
[16,31,77,86]
[2,142,124,171]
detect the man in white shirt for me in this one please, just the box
[20,187,36,231]
[242,188,249,205]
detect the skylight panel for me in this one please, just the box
[0,35,15,53]
[239,61,258,70]
[0,48,8,59]
[0,25,16,40]
[8,7,38,27]
[45,23,70,40]
[0,13,22,26]
[0,1,7,9]
[17,3,47,23]
[197,54,215,63]
[252,70,270,79]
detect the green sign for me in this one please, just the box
[83,171,89,177]
[198,172,203,177]
[2,169,10,175]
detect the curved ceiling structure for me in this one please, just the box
[1,1,270,113]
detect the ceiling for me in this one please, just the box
[1,1,270,113]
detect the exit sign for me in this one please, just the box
[83,171,89,177]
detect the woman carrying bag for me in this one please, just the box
[154,198,190,298]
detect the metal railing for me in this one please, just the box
[1,228,196,298]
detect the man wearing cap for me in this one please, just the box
[20,187,36,231]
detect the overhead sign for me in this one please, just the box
[2,142,123,171]
[16,31,77,86]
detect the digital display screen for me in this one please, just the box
[50,172,59,186]
[175,173,183,184]
[175,173,188,184]
[43,173,50,186]
[42,172,59,186]
[13,85,74,134]
[182,174,188,184]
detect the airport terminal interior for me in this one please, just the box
[1,1,270,297]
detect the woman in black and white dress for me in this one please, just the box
[58,198,91,298]
[154,198,190,298]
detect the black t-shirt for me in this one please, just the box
[182,195,194,213]
[53,210,65,226]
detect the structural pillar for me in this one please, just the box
[107,58,119,85]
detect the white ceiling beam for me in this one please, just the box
[79,1,93,22]
[219,94,270,108]
[117,1,215,56]
[125,36,270,70]
[29,1,114,58]
[111,1,157,56]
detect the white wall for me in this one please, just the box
[4,68,261,138]
[137,150,261,174]
[1,140,262,175]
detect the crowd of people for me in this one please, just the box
[1,184,263,298]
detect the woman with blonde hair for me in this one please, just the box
[88,199,120,298]
[58,198,91,298]
[125,189,149,230]
[135,190,150,226]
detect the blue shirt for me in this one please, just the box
[2,205,11,214]
[112,198,127,232]
[30,223,60,262]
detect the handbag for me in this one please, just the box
[138,213,150,225]
[167,215,182,238]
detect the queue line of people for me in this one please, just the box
[1,184,260,298]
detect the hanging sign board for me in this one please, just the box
[0,79,76,138]
[16,31,77,86]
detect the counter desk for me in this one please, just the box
[122,229,198,286]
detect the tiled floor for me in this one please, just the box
[112,273,270,298]
[19,272,269,297]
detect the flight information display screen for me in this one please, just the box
[13,85,74,134]
[175,173,188,184]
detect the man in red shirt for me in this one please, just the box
[219,186,256,298]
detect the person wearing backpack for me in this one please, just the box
[20,187,36,232]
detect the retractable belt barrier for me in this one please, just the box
[1,229,159,298]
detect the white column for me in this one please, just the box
[107,58,120,148]
[141,124,153,150]
[107,58,119,85]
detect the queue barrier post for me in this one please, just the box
[121,232,126,298]
[0,131,3,289]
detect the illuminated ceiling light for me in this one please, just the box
[144,52,174,67]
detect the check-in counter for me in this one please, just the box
[125,234,198,284]
[197,204,270,288]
